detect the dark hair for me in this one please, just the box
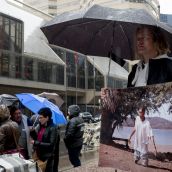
[138,105,146,113]
[68,105,80,117]
[10,106,20,116]
[38,107,52,119]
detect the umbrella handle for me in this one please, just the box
[33,115,39,127]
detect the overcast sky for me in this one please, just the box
[159,0,172,14]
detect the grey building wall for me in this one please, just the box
[160,14,172,26]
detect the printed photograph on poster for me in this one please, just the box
[99,82,172,172]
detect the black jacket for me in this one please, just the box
[30,122,57,161]
[64,116,84,148]
[127,57,172,87]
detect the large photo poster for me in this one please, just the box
[99,82,172,172]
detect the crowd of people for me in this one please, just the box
[0,104,85,172]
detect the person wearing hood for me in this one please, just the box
[0,105,20,153]
[64,105,85,167]
[30,107,57,172]
[127,25,172,87]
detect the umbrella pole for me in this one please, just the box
[93,56,96,115]
[33,115,39,127]
[107,22,116,85]
[74,53,78,105]
[107,55,112,85]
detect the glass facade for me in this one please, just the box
[15,55,22,78]
[0,12,127,114]
[107,76,127,88]
[87,60,104,91]
[24,57,33,80]
[0,13,23,52]
[52,45,127,91]
[0,13,65,86]
[56,64,64,85]
[0,52,9,77]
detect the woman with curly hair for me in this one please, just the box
[127,25,172,87]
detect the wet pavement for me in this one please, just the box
[59,148,99,171]
[58,122,123,171]
[58,122,101,171]
[59,147,130,172]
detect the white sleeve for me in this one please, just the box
[148,121,153,137]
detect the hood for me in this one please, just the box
[68,105,80,118]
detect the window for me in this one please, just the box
[66,52,76,87]
[49,5,57,9]
[107,76,126,89]
[3,18,10,50]
[51,47,65,61]
[15,55,22,78]
[38,61,52,83]
[56,64,64,85]
[160,14,168,23]
[87,61,94,89]
[10,20,16,51]
[0,52,9,77]
[0,16,3,49]
[24,58,33,80]
[15,22,22,53]
[77,55,85,89]
[0,14,23,52]
[95,70,104,91]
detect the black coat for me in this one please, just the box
[64,116,84,148]
[30,123,57,161]
[127,57,172,87]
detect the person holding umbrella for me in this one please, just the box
[30,107,58,172]
[127,25,172,87]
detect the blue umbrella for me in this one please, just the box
[16,93,67,125]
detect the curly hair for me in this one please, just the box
[135,25,170,59]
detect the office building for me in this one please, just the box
[0,0,128,114]
[21,0,160,18]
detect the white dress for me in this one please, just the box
[134,116,153,154]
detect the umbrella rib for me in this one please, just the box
[118,24,132,58]
[51,19,109,44]
[85,21,114,56]
[107,22,116,82]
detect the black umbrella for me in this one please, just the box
[0,94,18,107]
[41,5,172,60]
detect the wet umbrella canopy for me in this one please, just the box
[16,93,67,125]
[38,92,64,108]
[41,5,172,60]
[0,94,18,106]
